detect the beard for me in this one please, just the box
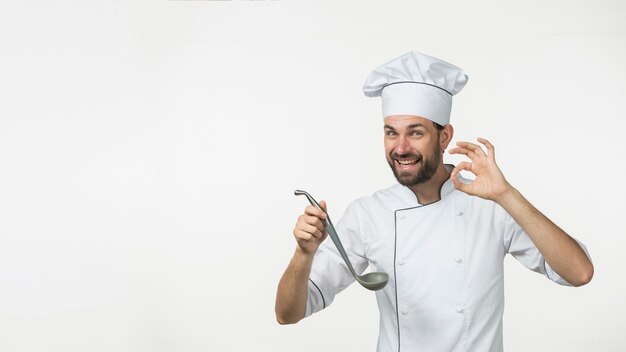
[388,141,442,187]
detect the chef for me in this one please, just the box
[275,51,593,352]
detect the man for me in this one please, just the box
[275,51,593,352]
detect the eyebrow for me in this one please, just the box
[384,123,426,130]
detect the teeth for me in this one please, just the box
[398,160,417,165]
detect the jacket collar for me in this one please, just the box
[398,164,463,206]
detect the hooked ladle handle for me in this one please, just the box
[294,190,360,279]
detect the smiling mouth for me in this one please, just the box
[395,158,420,169]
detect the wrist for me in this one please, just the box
[295,246,316,261]
[494,184,518,206]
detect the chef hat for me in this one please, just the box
[363,51,468,126]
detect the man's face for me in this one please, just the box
[384,115,443,186]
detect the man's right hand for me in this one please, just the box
[276,201,330,324]
[293,201,329,256]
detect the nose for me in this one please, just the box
[395,135,411,155]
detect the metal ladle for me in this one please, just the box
[294,190,389,291]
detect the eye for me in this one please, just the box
[410,130,423,136]
[385,130,397,137]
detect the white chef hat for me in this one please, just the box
[363,51,468,126]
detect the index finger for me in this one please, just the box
[305,204,327,219]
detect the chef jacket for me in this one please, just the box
[304,164,591,352]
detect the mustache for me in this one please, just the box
[390,152,422,160]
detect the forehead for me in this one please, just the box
[383,115,432,129]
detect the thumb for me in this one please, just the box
[450,162,473,194]
[451,171,471,194]
[319,200,328,213]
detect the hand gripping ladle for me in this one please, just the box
[294,190,389,291]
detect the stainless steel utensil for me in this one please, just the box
[294,189,389,291]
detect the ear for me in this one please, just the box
[439,124,454,151]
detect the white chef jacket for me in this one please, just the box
[305,164,590,352]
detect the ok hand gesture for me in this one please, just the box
[448,137,513,203]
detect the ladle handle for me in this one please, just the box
[294,190,359,279]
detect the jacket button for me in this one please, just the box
[456,210,464,216]
[399,214,405,220]
[456,306,464,314]
[398,259,406,265]
[454,257,463,263]
[401,310,408,316]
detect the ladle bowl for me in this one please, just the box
[357,272,389,291]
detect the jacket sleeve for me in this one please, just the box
[305,200,369,317]
[502,206,592,286]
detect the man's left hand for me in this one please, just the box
[448,138,513,203]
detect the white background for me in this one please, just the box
[1,1,624,351]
